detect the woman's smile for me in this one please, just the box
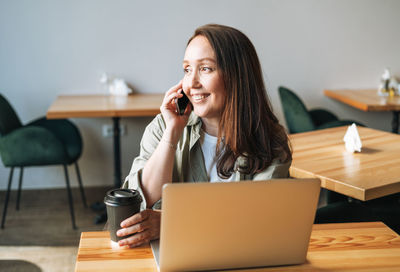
[191,93,210,103]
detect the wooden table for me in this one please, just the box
[75,222,400,271]
[289,126,400,201]
[47,94,163,187]
[324,89,400,133]
[47,94,163,119]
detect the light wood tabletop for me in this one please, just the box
[75,222,400,272]
[46,94,164,119]
[324,89,400,112]
[289,126,400,201]
[324,89,400,133]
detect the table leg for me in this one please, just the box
[112,117,122,187]
[392,111,400,134]
[92,117,122,224]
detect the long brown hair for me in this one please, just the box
[188,24,291,178]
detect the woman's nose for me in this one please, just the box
[186,71,201,89]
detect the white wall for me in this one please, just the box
[1,0,399,189]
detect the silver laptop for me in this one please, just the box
[151,178,320,271]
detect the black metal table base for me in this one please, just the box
[93,116,123,224]
[392,111,400,134]
[113,117,122,188]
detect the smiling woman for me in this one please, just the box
[118,24,292,248]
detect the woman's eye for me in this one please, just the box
[183,68,190,74]
[200,67,213,72]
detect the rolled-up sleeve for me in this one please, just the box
[121,114,166,210]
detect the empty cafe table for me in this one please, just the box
[47,94,163,188]
[289,126,400,201]
[324,89,400,133]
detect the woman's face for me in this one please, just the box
[182,35,226,123]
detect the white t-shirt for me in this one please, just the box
[200,130,234,183]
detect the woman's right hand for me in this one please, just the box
[117,209,161,248]
[160,81,192,139]
[140,81,192,207]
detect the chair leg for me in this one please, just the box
[74,162,87,208]
[1,167,14,229]
[63,165,77,229]
[16,167,24,210]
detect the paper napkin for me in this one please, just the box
[343,123,362,153]
[109,78,132,96]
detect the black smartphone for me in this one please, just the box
[174,90,190,115]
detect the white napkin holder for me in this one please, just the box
[109,78,132,96]
[343,123,362,153]
[100,73,132,96]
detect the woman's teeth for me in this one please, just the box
[192,94,209,102]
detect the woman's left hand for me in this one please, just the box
[116,209,161,248]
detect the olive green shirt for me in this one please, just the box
[122,113,291,210]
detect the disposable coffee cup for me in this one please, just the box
[104,188,142,242]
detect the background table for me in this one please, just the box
[75,222,400,272]
[324,89,400,133]
[47,94,163,187]
[289,126,400,201]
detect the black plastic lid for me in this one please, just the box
[104,189,142,206]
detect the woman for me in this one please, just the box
[117,24,292,247]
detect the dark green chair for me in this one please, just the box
[278,86,364,134]
[0,94,87,229]
[279,86,366,204]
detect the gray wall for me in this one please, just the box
[1,0,399,190]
